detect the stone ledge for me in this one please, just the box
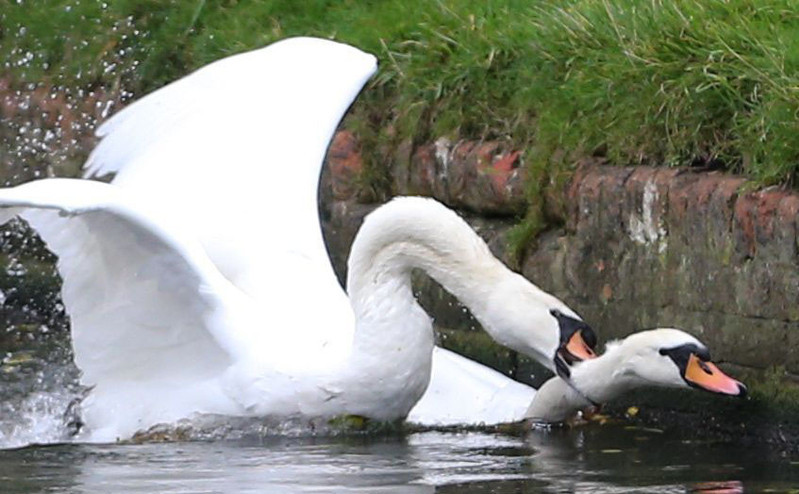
[322,132,799,375]
[326,131,527,216]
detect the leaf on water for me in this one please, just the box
[625,425,664,434]
[3,351,34,365]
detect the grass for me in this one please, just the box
[3,0,799,234]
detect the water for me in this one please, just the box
[1,424,797,493]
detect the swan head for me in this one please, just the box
[526,328,746,424]
[613,328,746,397]
[484,276,597,380]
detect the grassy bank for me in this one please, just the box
[3,1,799,214]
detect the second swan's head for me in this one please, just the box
[586,328,747,398]
[526,328,747,424]
[622,328,747,396]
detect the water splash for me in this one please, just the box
[1,1,142,186]
[0,389,79,449]
[0,220,83,449]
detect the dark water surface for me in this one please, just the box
[1,424,797,493]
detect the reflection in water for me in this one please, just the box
[521,425,792,493]
[692,480,745,494]
[0,426,798,493]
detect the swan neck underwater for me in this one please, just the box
[525,328,746,423]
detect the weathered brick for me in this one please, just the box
[322,137,799,374]
[325,130,363,201]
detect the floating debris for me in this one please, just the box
[3,350,34,365]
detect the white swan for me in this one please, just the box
[525,328,746,423]
[0,37,596,442]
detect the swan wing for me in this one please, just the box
[0,178,253,389]
[0,178,361,440]
[84,37,376,308]
[407,347,536,426]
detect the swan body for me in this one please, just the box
[0,179,578,439]
[0,37,597,442]
[525,328,746,423]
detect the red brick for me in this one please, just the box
[326,130,363,200]
[755,188,790,239]
[734,193,758,258]
[409,144,437,196]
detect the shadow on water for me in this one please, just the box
[0,425,798,493]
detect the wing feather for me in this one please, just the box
[84,38,377,305]
[0,179,250,386]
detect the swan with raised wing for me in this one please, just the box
[0,37,596,442]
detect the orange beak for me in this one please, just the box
[684,354,746,396]
[563,330,597,362]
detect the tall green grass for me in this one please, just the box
[525,0,799,186]
[3,0,799,201]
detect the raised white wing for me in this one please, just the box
[85,37,376,309]
[0,179,255,387]
[80,37,376,365]
[0,178,293,440]
[7,37,537,432]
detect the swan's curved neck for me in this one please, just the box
[340,198,510,415]
[347,199,507,337]
[348,209,505,312]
